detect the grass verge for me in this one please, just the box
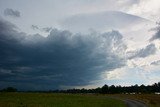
[0,93,126,107]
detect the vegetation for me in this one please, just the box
[0,87,17,92]
[47,82,160,94]
[99,82,160,94]
[0,93,125,107]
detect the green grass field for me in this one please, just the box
[0,93,125,107]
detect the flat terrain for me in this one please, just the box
[0,93,159,107]
[0,93,125,107]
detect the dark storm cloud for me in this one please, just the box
[42,27,52,32]
[151,60,160,65]
[31,25,39,30]
[149,23,160,41]
[127,44,156,59]
[4,8,20,18]
[0,19,126,90]
[31,25,52,33]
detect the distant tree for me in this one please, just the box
[101,84,109,94]
[1,87,17,92]
[134,84,139,93]
[109,85,116,94]
[116,85,122,93]
[94,87,101,93]
[139,84,147,93]
[6,81,158,94]
[152,83,160,92]
[158,82,160,92]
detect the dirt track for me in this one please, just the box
[124,99,147,107]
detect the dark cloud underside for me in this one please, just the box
[4,8,20,18]
[150,25,160,41]
[151,60,160,65]
[31,25,52,33]
[127,44,156,59]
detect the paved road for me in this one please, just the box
[124,99,147,107]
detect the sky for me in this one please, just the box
[0,0,160,90]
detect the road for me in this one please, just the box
[124,99,147,107]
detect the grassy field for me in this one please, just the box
[0,93,125,107]
[111,94,160,107]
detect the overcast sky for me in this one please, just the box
[0,0,160,90]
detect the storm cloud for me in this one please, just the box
[0,19,126,90]
[151,60,160,65]
[4,8,20,18]
[127,43,156,59]
[31,25,52,33]
[150,23,160,41]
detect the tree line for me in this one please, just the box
[1,82,160,94]
[53,82,160,94]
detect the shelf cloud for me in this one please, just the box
[0,19,126,90]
